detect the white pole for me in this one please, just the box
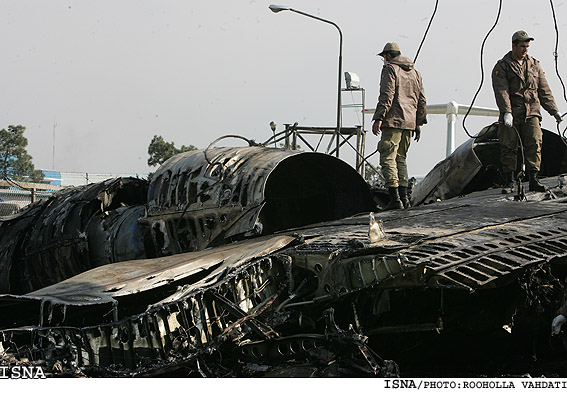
[446,101,458,157]
[52,121,57,170]
[363,101,499,158]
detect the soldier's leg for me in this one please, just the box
[498,123,519,193]
[379,128,404,210]
[379,127,402,188]
[521,117,545,191]
[396,129,412,208]
[498,123,519,172]
[520,117,543,172]
[396,129,412,187]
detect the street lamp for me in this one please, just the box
[269,4,343,157]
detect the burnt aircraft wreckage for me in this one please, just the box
[2,126,567,377]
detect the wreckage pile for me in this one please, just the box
[1,142,567,377]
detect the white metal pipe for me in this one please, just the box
[446,101,458,157]
[363,102,499,157]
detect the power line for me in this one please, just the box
[413,0,439,64]
[462,0,502,139]
[549,0,567,144]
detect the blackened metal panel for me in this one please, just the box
[410,137,481,206]
[412,124,567,206]
[86,205,148,267]
[0,177,148,294]
[146,147,374,255]
[28,235,296,304]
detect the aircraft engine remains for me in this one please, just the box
[0,148,374,295]
[1,142,567,377]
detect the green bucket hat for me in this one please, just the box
[377,42,401,57]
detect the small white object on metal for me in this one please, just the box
[368,212,386,243]
[344,71,360,89]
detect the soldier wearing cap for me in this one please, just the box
[372,42,427,210]
[492,30,563,194]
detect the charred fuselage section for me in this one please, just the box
[0,148,374,295]
[412,123,567,205]
[145,147,375,256]
[1,182,567,377]
[0,177,148,294]
[2,139,567,377]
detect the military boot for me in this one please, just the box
[398,186,410,209]
[529,170,546,192]
[383,187,404,210]
[501,171,514,194]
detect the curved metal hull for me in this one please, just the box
[2,179,567,377]
[0,178,148,294]
[145,147,375,255]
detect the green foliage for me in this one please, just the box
[364,163,384,187]
[147,135,197,167]
[0,125,44,182]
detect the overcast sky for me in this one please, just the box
[2,0,567,177]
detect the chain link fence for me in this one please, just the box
[0,180,64,216]
[0,171,148,216]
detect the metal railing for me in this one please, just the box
[263,124,370,178]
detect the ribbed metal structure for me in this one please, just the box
[146,147,375,255]
[0,177,148,294]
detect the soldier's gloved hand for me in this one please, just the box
[504,113,513,127]
[554,112,563,123]
[552,314,566,335]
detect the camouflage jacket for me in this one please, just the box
[372,55,427,130]
[492,51,559,122]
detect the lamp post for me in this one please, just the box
[269,4,343,157]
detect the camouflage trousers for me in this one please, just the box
[378,127,412,188]
[498,116,542,173]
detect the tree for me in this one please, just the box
[364,162,384,187]
[0,125,44,182]
[147,135,197,167]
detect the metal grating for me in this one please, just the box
[402,225,567,290]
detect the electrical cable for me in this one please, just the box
[181,134,261,225]
[203,134,259,166]
[413,0,439,64]
[511,124,526,180]
[549,0,567,145]
[257,1,438,180]
[460,0,529,190]
[199,134,260,198]
[360,0,438,182]
[462,0,502,139]
[4,176,30,191]
[550,0,567,113]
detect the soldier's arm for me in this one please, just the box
[491,61,512,114]
[372,65,396,122]
[416,72,427,126]
[536,61,560,116]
